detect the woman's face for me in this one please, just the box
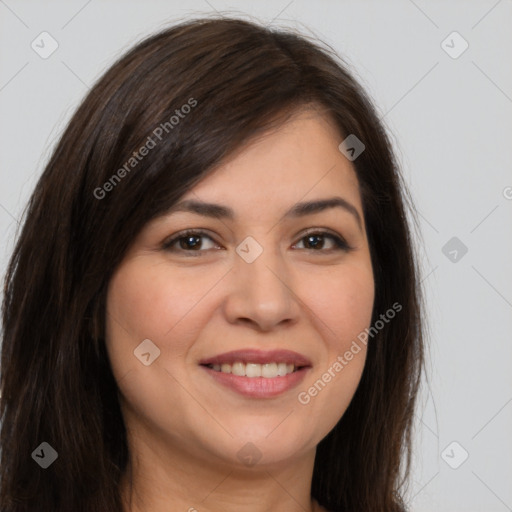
[105,108,374,469]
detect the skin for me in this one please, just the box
[106,107,375,512]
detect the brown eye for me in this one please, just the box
[293,231,351,252]
[162,230,220,255]
[162,228,351,257]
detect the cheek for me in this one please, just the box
[104,260,228,378]
[107,261,196,333]
[306,262,375,349]
[294,263,374,431]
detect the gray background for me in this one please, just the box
[1,1,511,511]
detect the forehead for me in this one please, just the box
[179,109,362,216]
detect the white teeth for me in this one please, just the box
[232,362,245,376]
[208,361,297,377]
[262,363,278,378]
[245,363,261,378]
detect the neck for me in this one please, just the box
[120,427,320,512]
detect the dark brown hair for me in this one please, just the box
[0,16,423,512]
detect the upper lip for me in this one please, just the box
[199,349,312,367]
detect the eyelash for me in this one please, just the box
[161,228,352,256]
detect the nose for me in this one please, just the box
[222,242,301,332]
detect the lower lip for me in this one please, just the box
[200,365,310,398]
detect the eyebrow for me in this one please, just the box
[167,196,363,231]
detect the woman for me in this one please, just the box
[0,16,424,512]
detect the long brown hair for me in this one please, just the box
[0,17,423,512]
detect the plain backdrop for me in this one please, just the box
[1,1,511,511]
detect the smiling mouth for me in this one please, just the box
[202,361,302,378]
